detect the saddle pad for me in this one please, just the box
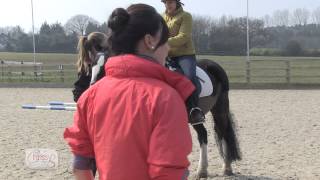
[196,66,213,97]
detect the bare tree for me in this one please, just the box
[192,15,214,53]
[0,27,17,47]
[218,15,232,27]
[64,14,99,36]
[262,14,272,27]
[0,28,8,50]
[312,7,320,25]
[292,8,310,26]
[193,15,212,35]
[272,10,290,26]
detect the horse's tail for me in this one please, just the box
[199,59,242,162]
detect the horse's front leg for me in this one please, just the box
[192,124,208,179]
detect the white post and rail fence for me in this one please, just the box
[1,59,320,86]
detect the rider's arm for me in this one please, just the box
[148,90,192,180]
[168,12,193,47]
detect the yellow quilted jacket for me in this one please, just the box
[163,7,196,57]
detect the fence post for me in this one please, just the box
[39,65,44,81]
[33,64,38,80]
[1,60,3,80]
[286,60,291,84]
[59,64,64,82]
[8,64,11,81]
[20,61,25,81]
[246,61,251,83]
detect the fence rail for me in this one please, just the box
[1,59,320,85]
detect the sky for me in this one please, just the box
[1,0,320,32]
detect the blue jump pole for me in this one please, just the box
[48,101,76,106]
[22,104,76,111]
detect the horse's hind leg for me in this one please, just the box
[211,110,233,175]
[192,124,208,179]
[211,91,241,176]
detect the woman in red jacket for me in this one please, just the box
[64,4,194,180]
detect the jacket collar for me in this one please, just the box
[105,54,194,101]
[165,7,183,17]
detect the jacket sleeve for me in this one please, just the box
[168,13,193,48]
[64,93,94,158]
[72,72,91,102]
[148,91,192,180]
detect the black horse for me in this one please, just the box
[90,57,241,178]
[168,59,241,178]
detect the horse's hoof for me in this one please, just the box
[196,171,208,179]
[195,176,207,180]
[223,169,234,176]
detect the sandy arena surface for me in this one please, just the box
[0,88,319,180]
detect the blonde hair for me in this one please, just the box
[76,32,108,74]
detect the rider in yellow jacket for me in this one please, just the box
[162,7,195,57]
[162,0,205,125]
